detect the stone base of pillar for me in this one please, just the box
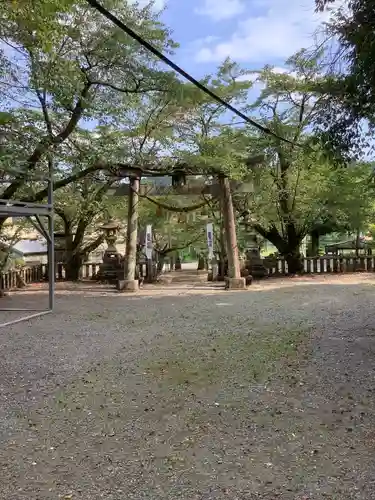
[117,279,139,292]
[225,277,247,290]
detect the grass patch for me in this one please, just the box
[143,325,309,388]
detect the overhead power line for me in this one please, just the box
[85,0,295,146]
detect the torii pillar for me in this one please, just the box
[117,176,140,292]
[219,175,246,290]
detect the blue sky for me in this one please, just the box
[152,0,337,77]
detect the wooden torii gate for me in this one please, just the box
[110,165,256,291]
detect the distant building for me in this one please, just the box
[13,239,48,264]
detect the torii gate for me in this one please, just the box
[109,164,258,291]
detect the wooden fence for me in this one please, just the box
[0,265,45,290]
[3,256,375,290]
[0,262,101,290]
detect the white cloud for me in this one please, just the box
[235,73,257,82]
[195,0,343,63]
[195,0,246,21]
[271,66,290,74]
[153,0,165,9]
[129,0,166,11]
[235,66,289,82]
[190,35,221,48]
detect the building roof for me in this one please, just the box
[325,238,368,251]
[0,241,23,257]
[13,239,47,255]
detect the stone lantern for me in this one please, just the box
[96,220,123,283]
[100,219,120,253]
[244,231,268,280]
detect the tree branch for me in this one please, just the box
[73,216,93,250]
[89,79,168,94]
[73,181,113,248]
[157,233,203,255]
[252,223,286,251]
[21,164,104,204]
[54,207,71,228]
[35,89,53,137]
[81,234,106,255]
[1,81,92,200]
[139,193,212,213]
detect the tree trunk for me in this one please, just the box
[175,254,182,270]
[355,228,360,257]
[157,254,166,274]
[218,219,226,281]
[169,254,175,271]
[64,253,83,281]
[254,224,303,275]
[218,252,226,280]
[308,230,320,257]
[197,254,205,270]
[285,251,303,275]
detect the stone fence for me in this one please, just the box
[266,256,375,275]
[2,256,375,290]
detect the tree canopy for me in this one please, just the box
[0,0,179,204]
[312,0,375,160]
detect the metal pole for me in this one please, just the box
[0,162,56,328]
[47,159,55,310]
[1,308,49,311]
[0,311,51,329]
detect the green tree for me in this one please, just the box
[313,0,375,160]
[233,52,345,273]
[53,176,127,280]
[50,77,199,281]
[0,0,179,226]
[324,162,375,253]
[174,58,253,157]
[170,60,254,276]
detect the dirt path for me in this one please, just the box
[1,276,375,499]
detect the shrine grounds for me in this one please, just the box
[1,274,375,499]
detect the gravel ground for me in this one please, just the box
[1,275,375,499]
